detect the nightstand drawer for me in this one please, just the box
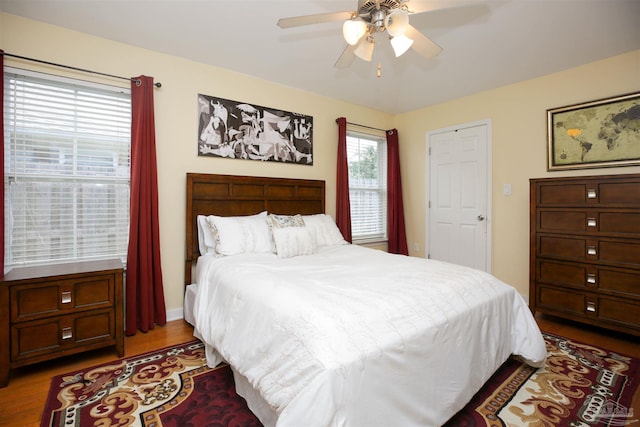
[10,275,114,322]
[10,309,115,362]
[1,258,124,386]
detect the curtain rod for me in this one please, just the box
[1,52,162,87]
[335,118,386,132]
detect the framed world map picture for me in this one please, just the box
[547,91,640,171]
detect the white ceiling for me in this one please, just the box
[2,0,640,114]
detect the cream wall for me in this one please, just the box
[0,13,394,318]
[2,13,639,315]
[395,50,640,297]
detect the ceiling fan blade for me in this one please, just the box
[405,0,479,15]
[277,11,354,29]
[405,24,442,58]
[334,44,357,69]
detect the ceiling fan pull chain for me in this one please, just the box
[377,62,382,78]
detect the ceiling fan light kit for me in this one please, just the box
[390,34,414,57]
[342,1,414,58]
[384,9,410,37]
[354,37,375,62]
[343,18,368,45]
[278,0,445,69]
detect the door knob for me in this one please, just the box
[477,215,485,221]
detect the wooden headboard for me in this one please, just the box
[185,173,326,285]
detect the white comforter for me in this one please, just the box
[192,244,546,427]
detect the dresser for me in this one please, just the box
[0,259,124,387]
[529,174,640,336]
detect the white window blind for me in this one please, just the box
[3,69,131,268]
[346,131,387,242]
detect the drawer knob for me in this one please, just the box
[587,189,597,199]
[61,291,72,304]
[586,302,596,313]
[587,246,597,256]
[586,273,596,285]
[587,218,597,228]
[62,327,73,340]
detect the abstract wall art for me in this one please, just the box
[197,93,313,165]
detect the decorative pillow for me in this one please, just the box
[271,226,316,258]
[267,213,305,228]
[267,214,316,258]
[205,211,272,256]
[197,215,217,255]
[302,214,347,246]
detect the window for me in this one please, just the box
[4,69,131,268]
[346,131,387,242]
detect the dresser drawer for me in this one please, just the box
[537,259,639,297]
[538,234,640,268]
[537,285,586,317]
[538,209,640,237]
[536,286,640,334]
[599,268,640,296]
[10,309,115,362]
[536,178,640,207]
[598,298,640,330]
[537,260,593,289]
[10,274,114,322]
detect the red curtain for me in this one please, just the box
[336,117,352,243]
[386,129,408,255]
[1,51,4,274]
[126,75,166,335]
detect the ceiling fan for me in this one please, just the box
[277,0,462,68]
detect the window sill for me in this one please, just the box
[353,238,388,252]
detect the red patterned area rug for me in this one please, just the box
[41,333,639,427]
[41,341,261,427]
[445,332,639,427]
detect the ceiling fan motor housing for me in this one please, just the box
[358,0,404,31]
[358,0,403,14]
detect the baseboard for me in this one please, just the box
[166,308,184,322]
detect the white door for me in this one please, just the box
[426,121,491,271]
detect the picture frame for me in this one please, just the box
[547,91,640,171]
[197,93,313,165]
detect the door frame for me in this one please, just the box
[425,119,493,272]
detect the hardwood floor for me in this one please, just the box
[1,315,638,427]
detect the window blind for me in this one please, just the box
[4,69,131,267]
[346,132,387,242]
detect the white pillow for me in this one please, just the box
[197,215,217,255]
[206,211,272,256]
[267,214,316,258]
[271,226,316,258]
[302,214,347,247]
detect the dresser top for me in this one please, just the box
[530,173,640,183]
[1,258,123,283]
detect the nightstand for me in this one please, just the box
[0,259,124,387]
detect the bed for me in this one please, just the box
[184,173,547,427]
